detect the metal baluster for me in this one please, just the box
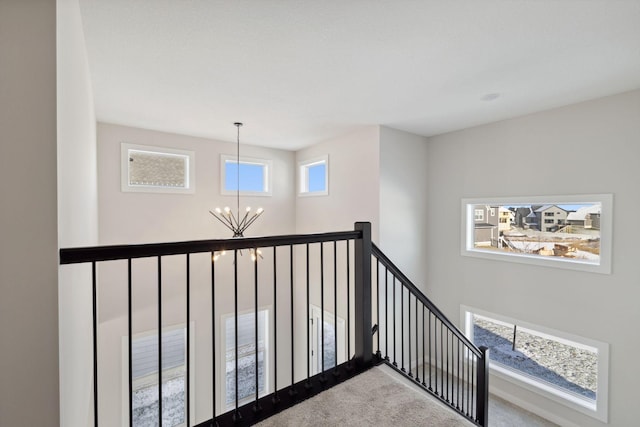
[232,250,241,422]
[392,277,397,367]
[440,321,444,397]
[401,284,405,372]
[320,243,325,381]
[92,262,98,427]
[376,259,381,359]
[333,241,339,376]
[158,256,163,427]
[289,245,296,397]
[446,328,450,402]
[211,253,217,423]
[186,254,191,426]
[422,305,426,387]
[428,310,432,392]
[273,247,280,403]
[128,259,132,427]
[305,244,311,389]
[415,297,419,383]
[385,267,389,361]
[407,291,411,376]
[456,338,460,410]
[254,249,262,412]
[346,240,351,369]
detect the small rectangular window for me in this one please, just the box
[299,155,328,196]
[121,143,195,194]
[220,155,271,196]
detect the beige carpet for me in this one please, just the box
[256,365,476,427]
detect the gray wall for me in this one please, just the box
[426,89,640,426]
[0,0,60,425]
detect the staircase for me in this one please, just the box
[59,222,488,426]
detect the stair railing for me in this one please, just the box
[371,243,489,426]
[59,222,488,426]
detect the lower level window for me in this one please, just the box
[462,306,608,422]
[223,309,269,409]
[130,327,187,427]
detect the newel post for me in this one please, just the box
[354,222,373,368]
[476,346,490,426]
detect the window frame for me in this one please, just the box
[121,143,195,194]
[121,323,196,427]
[461,305,609,423]
[461,194,613,274]
[298,155,329,197]
[220,154,272,197]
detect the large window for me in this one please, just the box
[123,325,195,427]
[222,309,269,410]
[121,143,195,194]
[462,306,609,422]
[299,155,328,196]
[221,155,271,196]
[461,194,613,274]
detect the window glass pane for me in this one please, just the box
[131,328,186,427]
[129,150,188,188]
[470,203,601,264]
[225,161,265,192]
[225,311,267,407]
[307,163,326,193]
[472,314,597,401]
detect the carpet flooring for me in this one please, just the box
[255,364,557,427]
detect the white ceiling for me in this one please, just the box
[78,0,640,150]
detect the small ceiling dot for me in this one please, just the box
[481,93,501,101]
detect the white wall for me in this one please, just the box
[425,89,640,427]
[0,0,59,425]
[57,0,99,426]
[295,126,381,239]
[379,126,429,288]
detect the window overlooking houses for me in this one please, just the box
[299,155,328,196]
[462,306,609,422]
[121,143,195,194]
[221,155,271,196]
[461,195,612,274]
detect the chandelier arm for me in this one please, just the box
[209,211,235,231]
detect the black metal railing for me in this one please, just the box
[59,222,488,426]
[371,244,489,426]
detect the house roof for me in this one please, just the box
[534,205,567,213]
[567,205,602,221]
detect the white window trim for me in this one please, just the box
[121,323,196,427]
[461,305,609,423]
[309,304,346,375]
[298,155,329,197]
[220,307,270,411]
[220,154,272,197]
[121,143,195,194]
[461,194,613,274]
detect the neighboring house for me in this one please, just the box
[474,205,499,247]
[534,205,569,232]
[498,207,513,233]
[512,207,532,228]
[525,210,538,230]
[566,204,602,230]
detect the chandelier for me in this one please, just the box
[210,122,264,238]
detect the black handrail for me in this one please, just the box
[60,230,361,264]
